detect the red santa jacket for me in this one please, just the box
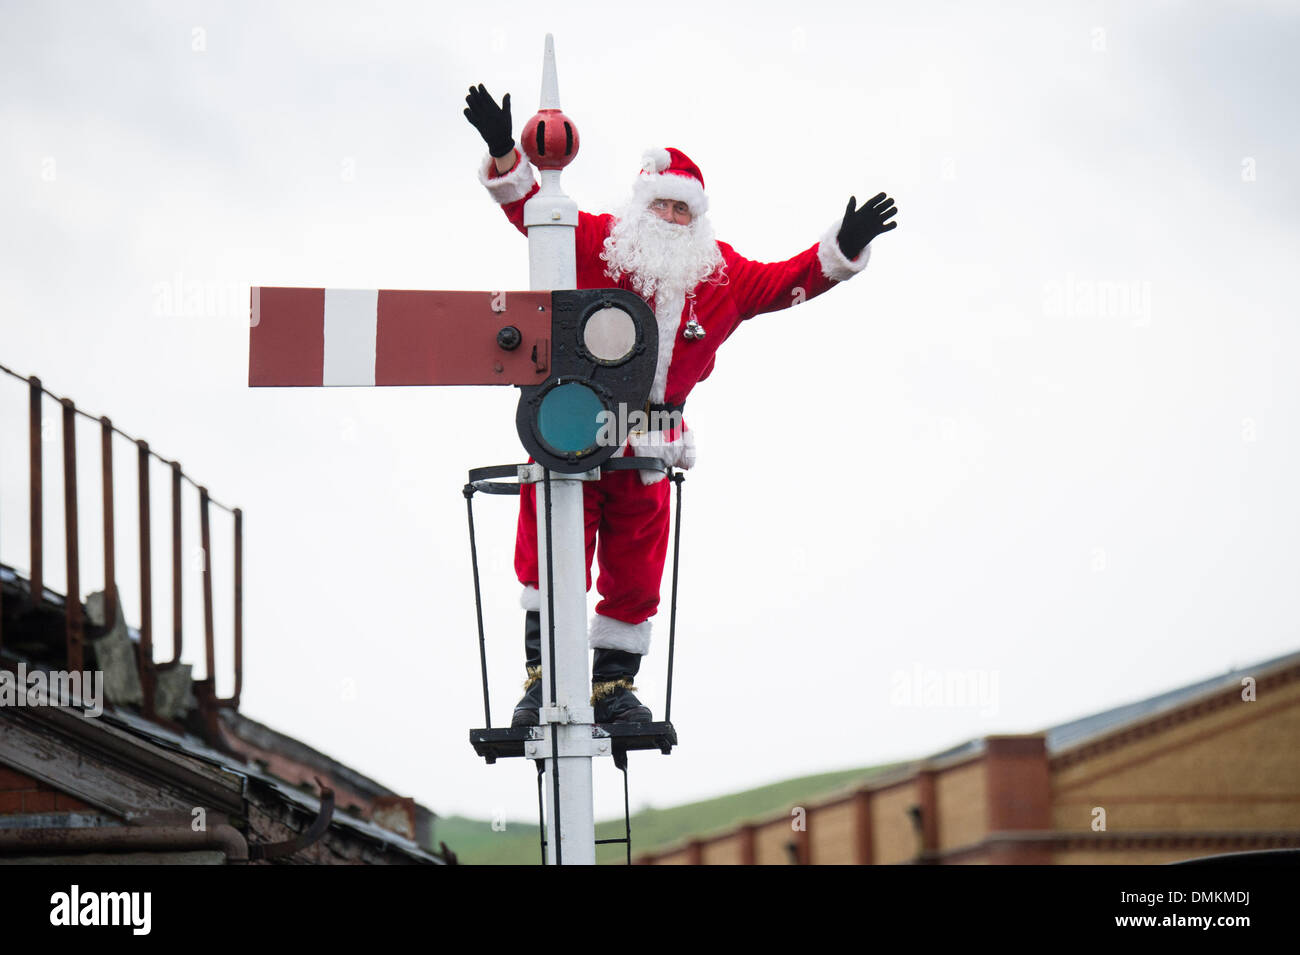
[480,148,873,473]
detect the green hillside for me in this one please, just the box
[435,761,907,865]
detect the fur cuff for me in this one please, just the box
[627,426,696,485]
[817,218,873,282]
[479,149,537,205]
[588,613,652,654]
[590,677,637,704]
[520,585,541,612]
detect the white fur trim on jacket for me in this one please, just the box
[520,585,541,612]
[478,149,537,205]
[817,218,873,282]
[628,426,696,485]
[589,613,652,654]
[649,287,686,404]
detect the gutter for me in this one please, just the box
[0,824,249,862]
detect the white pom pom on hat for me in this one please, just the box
[641,147,672,174]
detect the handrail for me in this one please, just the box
[0,361,243,719]
[0,361,237,512]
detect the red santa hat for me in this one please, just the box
[632,147,708,217]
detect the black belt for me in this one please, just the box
[646,401,685,418]
[639,401,685,434]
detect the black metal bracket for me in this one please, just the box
[469,721,678,765]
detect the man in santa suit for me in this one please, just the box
[464,84,898,727]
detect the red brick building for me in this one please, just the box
[638,650,1300,864]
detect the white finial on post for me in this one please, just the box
[521,34,579,288]
[539,33,560,109]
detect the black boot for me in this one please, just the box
[591,648,652,724]
[511,611,543,728]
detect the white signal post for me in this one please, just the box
[522,33,598,866]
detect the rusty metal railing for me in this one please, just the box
[0,361,243,717]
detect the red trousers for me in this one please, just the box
[515,465,671,625]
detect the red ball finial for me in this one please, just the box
[521,109,579,170]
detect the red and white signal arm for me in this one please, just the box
[248,287,552,387]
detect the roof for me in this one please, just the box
[84,706,444,864]
[1,560,446,863]
[926,646,1300,765]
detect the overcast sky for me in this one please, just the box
[2,0,1297,825]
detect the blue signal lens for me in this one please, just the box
[537,382,605,454]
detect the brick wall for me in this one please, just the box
[1052,678,1300,833]
[0,764,96,814]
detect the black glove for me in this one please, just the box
[836,192,898,260]
[463,83,515,159]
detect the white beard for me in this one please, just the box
[600,202,725,305]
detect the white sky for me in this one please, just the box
[2,0,1297,824]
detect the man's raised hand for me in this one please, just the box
[836,192,899,260]
[463,83,515,159]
